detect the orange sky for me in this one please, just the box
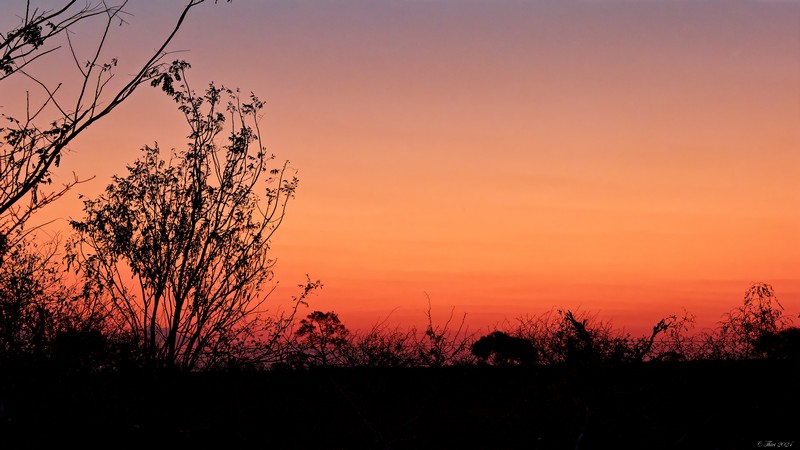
[4,0,799,336]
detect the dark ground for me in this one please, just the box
[1,359,797,449]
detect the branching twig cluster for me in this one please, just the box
[0,1,218,257]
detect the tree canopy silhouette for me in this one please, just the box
[291,310,350,368]
[471,331,538,366]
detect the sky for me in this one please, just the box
[3,0,799,335]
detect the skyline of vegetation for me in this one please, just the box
[1,1,798,371]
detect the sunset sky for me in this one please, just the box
[3,0,799,335]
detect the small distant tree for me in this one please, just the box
[291,311,350,368]
[69,69,305,371]
[471,331,538,366]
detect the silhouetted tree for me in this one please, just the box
[68,69,308,371]
[0,1,223,259]
[291,311,350,368]
[471,331,538,366]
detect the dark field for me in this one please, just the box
[1,360,797,450]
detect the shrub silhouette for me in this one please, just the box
[754,327,800,360]
[560,310,596,365]
[412,298,475,367]
[347,324,416,368]
[0,237,109,370]
[50,329,106,372]
[471,331,538,366]
[514,308,693,365]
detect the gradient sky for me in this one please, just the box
[4,0,799,335]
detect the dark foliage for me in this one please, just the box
[754,327,800,361]
[290,311,350,368]
[471,331,538,366]
[0,237,114,372]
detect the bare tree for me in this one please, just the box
[68,69,309,371]
[0,0,224,255]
